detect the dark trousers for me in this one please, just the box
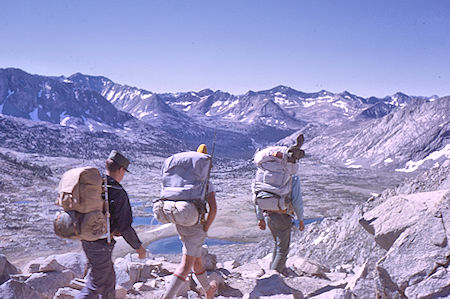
[75,239,116,299]
[265,213,292,272]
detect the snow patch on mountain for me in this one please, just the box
[317,95,334,102]
[43,82,52,99]
[332,100,349,113]
[29,108,39,121]
[7,89,15,98]
[345,159,362,168]
[141,93,153,100]
[274,92,286,97]
[137,111,151,118]
[224,112,236,119]
[59,112,70,125]
[303,101,316,108]
[395,144,450,173]
[273,97,296,106]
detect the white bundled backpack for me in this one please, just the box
[252,146,299,212]
[153,151,211,226]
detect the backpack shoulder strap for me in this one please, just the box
[108,185,123,190]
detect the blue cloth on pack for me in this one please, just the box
[256,175,304,222]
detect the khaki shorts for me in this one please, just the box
[175,223,206,257]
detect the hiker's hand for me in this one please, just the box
[136,246,147,259]
[203,223,210,232]
[258,219,266,230]
[299,220,305,231]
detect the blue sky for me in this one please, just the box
[1,0,449,97]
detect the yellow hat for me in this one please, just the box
[197,144,208,154]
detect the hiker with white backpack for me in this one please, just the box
[153,144,218,299]
[252,134,305,274]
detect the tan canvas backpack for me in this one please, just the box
[57,167,104,213]
[54,167,107,241]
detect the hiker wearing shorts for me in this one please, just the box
[163,144,218,299]
[75,150,146,299]
[253,135,305,274]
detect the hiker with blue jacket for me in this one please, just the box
[252,135,305,274]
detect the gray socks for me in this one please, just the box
[163,274,186,299]
[164,271,210,298]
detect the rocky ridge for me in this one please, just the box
[0,114,183,160]
[0,68,133,130]
[2,67,447,165]
[243,160,450,298]
[281,96,450,170]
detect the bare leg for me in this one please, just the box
[174,254,196,278]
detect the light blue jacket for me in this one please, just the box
[255,175,304,222]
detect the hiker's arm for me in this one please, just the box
[255,204,264,220]
[203,191,217,232]
[136,245,147,259]
[121,227,143,249]
[257,218,266,230]
[114,191,143,249]
[255,204,266,230]
[291,175,304,231]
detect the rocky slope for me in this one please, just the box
[0,68,133,131]
[0,114,183,159]
[240,160,450,298]
[281,96,450,170]
[1,161,448,298]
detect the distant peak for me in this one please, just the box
[340,90,352,96]
[269,85,297,94]
[393,92,409,97]
[68,72,113,85]
[319,89,332,96]
[197,88,214,97]
[245,90,257,96]
[273,85,290,90]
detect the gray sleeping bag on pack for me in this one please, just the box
[252,146,298,211]
[154,151,211,226]
[160,151,211,200]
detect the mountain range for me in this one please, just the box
[0,67,448,170]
